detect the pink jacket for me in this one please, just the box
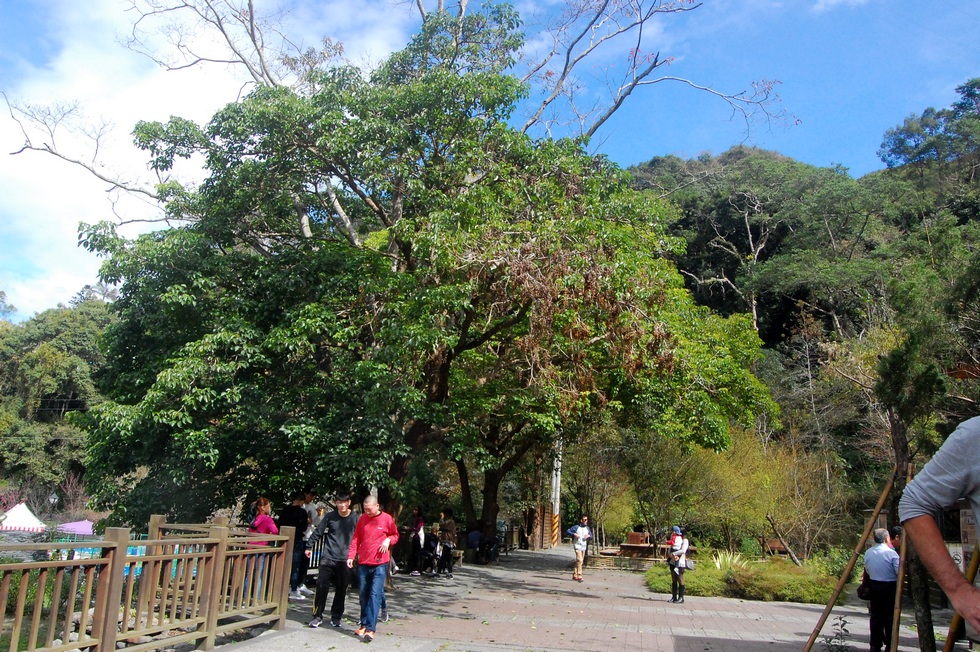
[248,513,279,546]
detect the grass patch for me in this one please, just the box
[645,563,728,597]
[644,556,839,605]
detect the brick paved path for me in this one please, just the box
[223,546,927,652]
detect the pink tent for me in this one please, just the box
[57,519,95,536]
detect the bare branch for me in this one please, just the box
[121,0,297,88]
[6,95,161,202]
[520,0,704,137]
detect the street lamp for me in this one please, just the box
[48,492,59,510]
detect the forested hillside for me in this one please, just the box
[0,293,113,517]
[619,77,980,552]
[1,0,976,607]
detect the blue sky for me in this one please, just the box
[1,0,979,321]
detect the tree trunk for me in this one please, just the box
[479,468,503,538]
[887,410,936,650]
[766,513,802,566]
[908,556,937,652]
[456,459,478,531]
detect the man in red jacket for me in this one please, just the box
[346,495,399,642]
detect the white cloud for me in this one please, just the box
[811,0,872,13]
[0,0,416,321]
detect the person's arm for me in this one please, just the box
[904,514,980,631]
[305,514,328,556]
[379,514,399,553]
[347,518,362,568]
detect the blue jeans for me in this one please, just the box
[356,563,387,631]
[290,543,306,591]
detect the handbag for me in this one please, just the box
[685,559,695,571]
[856,570,872,600]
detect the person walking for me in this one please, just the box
[278,490,311,600]
[347,495,399,642]
[864,528,900,652]
[436,509,458,579]
[407,506,425,576]
[298,487,318,595]
[567,515,592,582]
[306,493,357,629]
[665,526,689,603]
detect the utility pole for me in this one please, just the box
[551,440,562,549]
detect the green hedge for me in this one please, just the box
[644,557,839,605]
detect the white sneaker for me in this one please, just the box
[298,586,314,596]
[289,590,306,600]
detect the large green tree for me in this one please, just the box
[76,6,774,530]
[0,299,112,488]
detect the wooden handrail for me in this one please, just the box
[0,514,292,652]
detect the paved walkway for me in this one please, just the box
[220,547,930,652]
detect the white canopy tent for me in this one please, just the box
[0,502,47,532]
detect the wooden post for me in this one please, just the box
[148,514,166,539]
[943,543,980,652]
[802,465,897,652]
[143,514,166,632]
[275,526,295,630]
[889,464,914,652]
[95,527,131,652]
[200,525,229,651]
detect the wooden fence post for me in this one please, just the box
[148,514,166,539]
[95,527,131,652]
[200,525,229,650]
[275,527,296,631]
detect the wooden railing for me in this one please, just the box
[0,516,295,652]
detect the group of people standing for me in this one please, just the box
[246,492,464,643]
[406,506,460,577]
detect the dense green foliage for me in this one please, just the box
[79,7,774,529]
[620,77,980,556]
[11,6,977,623]
[0,300,112,490]
[644,558,839,604]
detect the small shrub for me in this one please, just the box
[739,536,764,557]
[807,546,859,582]
[822,615,853,651]
[731,558,837,604]
[713,550,749,572]
[645,563,728,597]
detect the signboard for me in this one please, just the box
[963,508,976,546]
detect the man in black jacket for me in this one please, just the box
[305,494,358,628]
[278,490,310,600]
